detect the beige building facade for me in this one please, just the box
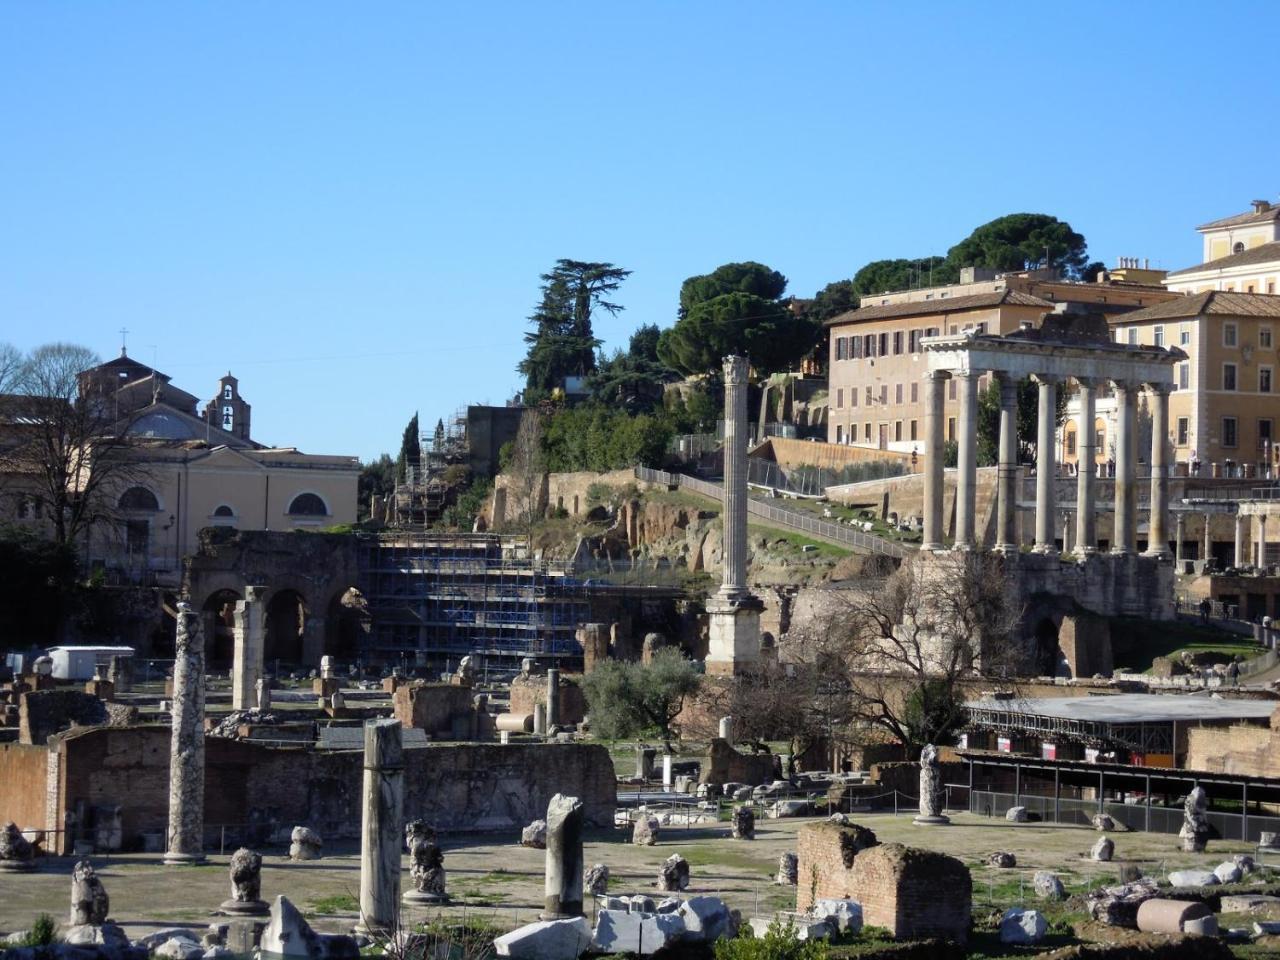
[1164,199,1280,295]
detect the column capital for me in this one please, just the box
[922,368,950,383]
[1074,376,1099,390]
[722,355,749,383]
[1144,381,1173,397]
[1031,373,1060,386]
[1110,378,1136,394]
[952,368,982,381]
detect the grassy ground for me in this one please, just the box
[1108,617,1261,673]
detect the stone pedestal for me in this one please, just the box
[164,602,207,865]
[704,595,764,677]
[355,719,404,936]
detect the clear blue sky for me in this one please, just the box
[3,2,1278,461]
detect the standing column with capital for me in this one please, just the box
[1075,379,1097,555]
[995,375,1019,554]
[1111,382,1137,554]
[232,586,265,712]
[922,371,947,550]
[1033,376,1058,554]
[1145,385,1171,558]
[165,602,206,865]
[1235,512,1247,568]
[705,355,763,676]
[955,371,980,549]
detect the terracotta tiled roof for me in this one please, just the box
[824,289,1053,327]
[1113,291,1280,324]
[1197,204,1280,231]
[1165,241,1280,278]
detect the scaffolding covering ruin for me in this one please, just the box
[357,532,591,666]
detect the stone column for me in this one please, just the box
[1112,382,1137,554]
[1235,513,1247,567]
[1204,513,1213,565]
[1061,512,1072,555]
[1145,385,1171,558]
[545,668,560,728]
[164,602,206,865]
[1034,376,1058,554]
[922,370,947,550]
[720,355,750,598]
[718,716,734,745]
[541,794,584,919]
[955,371,980,549]
[532,702,547,736]
[232,586,265,712]
[1075,379,1097,555]
[1259,515,1269,568]
[1175,514,1186,566]
[995,374,1019,554]
[356,719,404,936]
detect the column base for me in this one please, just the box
[921,542,947,552]
[951,542,977,552]
[705,595,763,677]
[993,543,1019,556]
[912,815,951,826]
[163,852,207,866]
[403,891,448,906]
[1142,549,1172,560]
[1031,546,1059,557]
[1074,547,1097,558]
[219,899,270,917]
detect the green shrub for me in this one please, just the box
[715,918,829,960]
[19,913,58,947]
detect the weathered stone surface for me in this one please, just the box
[134,929,201,951]
[221,848,269,916]
[494,917,592,960]
[1221,894,1280,913]
[1136,898,1213,935]
[260,895,359,958]
[288,827,323,861]
[1214,861,1243,884]
[62,922,130,950]
[70,859,109,925]
[810,898,863,934]
[632,816,659,846]
[913,744,948,824]
[1033,871,1065,901]
[1168,869,1219,887]
[1005,806,1028,823]
[584,863,609,897]
[748,917,831,941]
[1179,785,1210,852]
[1183,915,1218,936]
[776,852,798,885]
[655,898,681,914]
[405,820,446,902]
[356,718,404,937]
[678,896,734,942]
[1092,813,1117,831]
[155,938,204,960]
[543,793,585,919]
[522,819,548,848]
[657,854,690,892]
[767,800,809,818]
[1091,836,1114,862]
[164,603,206,865]
[1233,854,1256,873]
[591,910,683,955]
[999,908,1046,944]
[0,821,36,870]
[987,852,1016,868]
[1085,878,1160,927]
[731,806,755,840]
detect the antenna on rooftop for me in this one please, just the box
[119,327,130,357]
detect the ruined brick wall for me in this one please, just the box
[701,738,777,785]
[795,821,879,911]
[18,690,138,745]
[1186,722,1280,777]
[392,683,476,735]
[0,742,49,830]
[509,674,586,725]
[28,725,616,852]
[850,843,971,943]
[1058,614,1113,679]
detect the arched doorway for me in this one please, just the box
[265,590,307,666]
[325,587,369,661]
[1033,617,1064,677]
[202,589,241,670]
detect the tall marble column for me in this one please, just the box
[356,719,404,936]
[541,794,584,919]
[545,668,560,728]
[1259,515,1269,568]
[232,586,265,711]
[1235,513,1247,568]
[1075,379,1097,556]
[1175,514,1186,566]
[954,371,980,549]
[1145,385,1171,558]
[164,602,206,865]
[995,374,1019,554]
[1112,382,1137,554]
[1203,513,1213,565]
[922,371,948,551]
[1033,376,1058,554]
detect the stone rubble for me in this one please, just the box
[1091,836,1115,862]
[631,815,659,846]
[1005,806,1029,823]
[288,826,323,861]
[70,859,110,925]
[1179,785,1210,853]
[999,908,1047,944]
[1168,869,1219,887]
[809,898,863,934]
[987,851,1016,868]
[584,863,610,897]
[657,853,690,892]
[730,805,755,840]
[494,917,593,960]
[259,894,359,958]
[0,821,36,871]
[775,852,798,885]
[521,819,548,849]
[1032,871,1065,901]
[1085,877,1160,927]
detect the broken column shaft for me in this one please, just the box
[356,718,404,935]
[164,602,207,865]
[542,793,584,919]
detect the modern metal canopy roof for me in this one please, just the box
[966,693,1276,724]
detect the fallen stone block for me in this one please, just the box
[1214,861,1243,884]
[1233,854,1256,873]
[1254,920,1280,936]
[1136,898,1213,935]
[154,939,205,960]
[495,917,593,960]
[1168,869,1219,888]
[767,800,808,819]
[1091,836,1114,862]
[632,816,659,846]
[657,854,690,892]
[134,930,202,951]
[591,910,684,955]
[678,896,734,942]
[809,899,863,935]
[259,895,359,958]
[748,917,831,941]
[999,908,1046,945]
[1033,871,1065,901]
[775,852,798,886]
[987,852,1016,868]
[1221,894,1280,913]
[655,898,682,914]
[521,820,548,849]
[288,827,323,861]
[1005,806,1028,823]
[1085,878,1160,927]
[1183,915,1218,936]
[584,864,609,897]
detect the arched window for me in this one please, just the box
[212,504,235,518]
[119,487,159,511]
[287,492,328,517]
[1233,242,1245,255]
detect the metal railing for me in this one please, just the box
[635,467,912,559]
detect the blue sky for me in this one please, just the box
[3,2,1278,461]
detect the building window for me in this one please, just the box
[1234,241,1245,255]
[1248,284,1256,293]
[865,334,875,358]
[1269,281,1276,294]
[975,322,987,334]
[894,421,903,442]
[835,424,843,444]
[1224,363,1238,391]
[948,379,957,400]
[1262,367,1273,393]
[16,497,41,520]
[1224,322,1238,347]
[850,390,858,408]
[895,383,904,404]
[878,332,888,356]
[908,330,919,353]
[1180,326,1190,346]
[853,336,863,359]
[947,417,956,442]
[910,419,918,441]
[864,422,872,442]
[880,385,887,404]
[834,338,845,361]
[119,487,160,512]
[893,331,903,355]
[910,381,918,403]
[1177,417,1189,446]
[287,492,329,516]
[865,386,873,406]
[1261,419,1274,451]
[836,388,843,408]
[1066,431,1077,456]
[1153,325,1164,347]
[1127,328,1138,345]
[1262,326,1273,349]
[926,326,939,338]
[212,504,235,518]
[1223,417,1239,448]
[1178,363,1189,390]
